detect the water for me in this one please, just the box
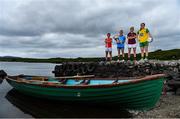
[0,62,132,118]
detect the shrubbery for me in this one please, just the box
[0,49,179,63]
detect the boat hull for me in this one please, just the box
[6,76,165,110]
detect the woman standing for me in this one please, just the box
[105,33,112,61]
[114,30,126,62]
[137,23,153,62]
[127,27,137,63]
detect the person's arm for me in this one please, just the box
[113,36,115,40]
[112,38,117,45]
[105,38,107,44]
[127,33,133,39]
[148,32,153,39]
[126,36,129,45]
[137,31,140,41]
[127,33,129,40]
[113,35,118,42]
[126,35,128,44]
[148,32,153,43]
[123,36,126,44]
[135,33,138,43]
[146,29,152,38]
[133,33,137,39]
[147,29,154,42]
[114,38,118,42]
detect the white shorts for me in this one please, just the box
[128,44,137,48]
[105,48,112,52]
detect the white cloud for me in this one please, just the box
[0,0,179,58]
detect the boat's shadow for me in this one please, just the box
[5,89,132,118]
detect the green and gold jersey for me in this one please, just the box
[137,28,149,43]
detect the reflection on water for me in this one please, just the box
[0,62,56,76]
[0,79,2,84]
[6,89,132,118]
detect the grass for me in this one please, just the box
[0,49,179,63]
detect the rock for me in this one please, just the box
[99,61,105,66]
[0,79,3,84]
[0,70,7,79]
[167,80,180,94]
[169,62,178,67]
[175,88,180,95]
[174,78,180,81]
[0,70,7,84]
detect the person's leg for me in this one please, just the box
[133,47,137,63]
[145,45,149,59]
[122,48,125,61]
[128,48,131,61]
[117,48,120,60]
[133,47,136,59]
[109,51,112,61]
[140,47,144,59]
[105,51,108,61]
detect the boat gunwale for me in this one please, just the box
[6,74,166,89]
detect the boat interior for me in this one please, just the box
[7,75,135,86]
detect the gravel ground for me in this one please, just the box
[132,94,180,118]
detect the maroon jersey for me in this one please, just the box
[127,32,136,44]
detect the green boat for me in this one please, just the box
[6,74,165,110]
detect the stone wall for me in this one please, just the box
[52,61,179,77]
[52,60,180,93]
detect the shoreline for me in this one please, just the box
[0,49,179,63]
[0,59,180,64]
[132,94,180,118]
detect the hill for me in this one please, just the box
[0,49,179,63]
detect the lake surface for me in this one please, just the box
[0,62,132,118]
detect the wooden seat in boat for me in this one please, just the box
[31,77,48,81]
[79,79,90,85]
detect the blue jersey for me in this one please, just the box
[117,35,126,48]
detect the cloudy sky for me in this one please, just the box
[0,0,180,58]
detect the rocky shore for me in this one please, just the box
[132,94,180,118]
[130,60,180,118]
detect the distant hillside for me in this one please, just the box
[0,49,179,63]
[112,49,180,61]
[0,56,21,58]
[148,49,180,60]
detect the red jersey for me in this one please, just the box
[105,38,112,48]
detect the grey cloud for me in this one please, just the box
[0,0,162,36]
[0,36,58,49]
[0,33,102,51]
[0,0,180,58]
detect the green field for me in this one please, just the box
[0,49,179,63]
